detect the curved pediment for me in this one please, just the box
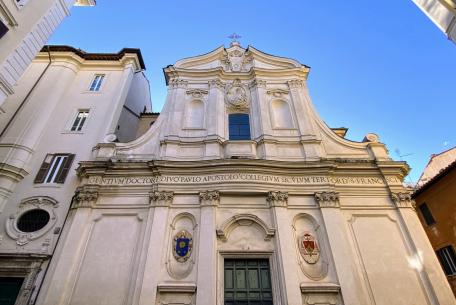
[171,43,307,72]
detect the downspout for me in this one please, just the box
[0,46,52,138]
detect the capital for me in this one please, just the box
[73,187,99,209]
[150,191,174,207]
[287,79,304,89]
[314,192,340,208]
[199,190,220,207]
[267,191,288,207]
[390,192,415,209]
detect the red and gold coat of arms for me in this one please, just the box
[298,232,320,264]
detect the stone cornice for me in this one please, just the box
[267,191,288,207]
[199,191,220,207]
[314,192,340,208]
[0,163,29,182]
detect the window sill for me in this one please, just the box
[82,90,103,94]
[33,183,62,188]
[61,131,85,134]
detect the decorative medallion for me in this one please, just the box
[173,230,193,262]
[298,232,320,264]
[225,79,249,111]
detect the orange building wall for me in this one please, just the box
[414,167,456,296]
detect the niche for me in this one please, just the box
[271,99,294,129]
[184,100,205,129]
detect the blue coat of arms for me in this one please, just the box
[173,230,193,262]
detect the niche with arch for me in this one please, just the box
[166,213,198,279]
[292,213,329,280]
[271,99,294,129]
[184,99,205,129]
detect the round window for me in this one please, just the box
[17,209,50,233]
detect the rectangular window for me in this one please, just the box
[34,154,75,184]
[418,203,436,226]
[71,110,89,131]
[436,246,456,276]
[229,113,251,140]
[89,74,105,91]
[0,19,8,39]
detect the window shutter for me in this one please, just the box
[34,154,52,183]
[0,20,8,39]
[55,154,75,184]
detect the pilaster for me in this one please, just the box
[314,191,370,305]
[138,191,174,305]
[267,191,301,305]
[249,79,269,139]
[71,187,99,209]
[196,190,219,305]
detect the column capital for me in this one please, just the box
[169,78,188,89]
[199,190,220,207]
[267,191,288,207]
[287,79,304,89]
[248,79,267,89]
[208,79,225,89]
[73,187,99,209]
[315,191,340,208]
[150,191,174,207]
[390,192,415,209]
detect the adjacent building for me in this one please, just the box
[29,42,455,305]
[0,0,95,109]
[413,146,456,296]
[0,45,151,305]
[412,0,456,43]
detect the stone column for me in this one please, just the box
[315,192,370,305]
[196,190,219,305]
[167,79,188,138]
[287,80,316,138]
[138,191,174,305]
[207,79,225,138]
[267,191,301,305]
[249,79,269,139]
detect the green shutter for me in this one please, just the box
[34,154,52,183]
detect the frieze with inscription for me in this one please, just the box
[86,174,400,187]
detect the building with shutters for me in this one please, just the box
[412,0,456,43]
[0,45,152,305]
[30,41,456,305]
[413,146,456,296]
[0,0,95,109]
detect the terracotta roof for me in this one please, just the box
[412,159,456,198]
[40,45,146,70]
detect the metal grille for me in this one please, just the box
[17,209,50,233]
[224,259,273,305]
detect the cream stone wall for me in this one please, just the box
[0,47,150,304]
[0,0,95,107]
[35,43,456,305]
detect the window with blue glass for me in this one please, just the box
[229,113,251,140]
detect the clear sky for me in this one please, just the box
[49,0,456,183]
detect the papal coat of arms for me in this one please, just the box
[173,230,193,263]
[298,233,320,264]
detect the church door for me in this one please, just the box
[224,259,273,305]
[0,277,24,305]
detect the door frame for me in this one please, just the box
[217,251,283,305]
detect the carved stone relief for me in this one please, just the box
[225,79,250,111]
[390,192,415,209]
[221,48,253,72]
[166,213,197,280]
[314,192,340,208]
[6,196,58,246]
[199,190,220,207]
[267,191,288,207]
[150,191,174,207]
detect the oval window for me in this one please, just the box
[17,209,50,232]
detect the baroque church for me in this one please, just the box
[1,41,455,305]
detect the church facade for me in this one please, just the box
[35,42,455,305]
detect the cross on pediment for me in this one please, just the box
[228,33,242,43]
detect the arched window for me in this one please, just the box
[271,99,293,129]
[185,100,204,128]
[229,113,251,140]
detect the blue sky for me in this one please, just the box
[49,0,456,183]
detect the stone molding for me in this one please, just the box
[72,187,99,209]
[287,79,304,89]
[169,78,188,89]
[216,214,275,242]
[314,192,340,208]
[267,191,288,207]
[199,190,220,207]
[186,88,208,99]
[208,79,225,89]
[390,192,415,209]
[150,191,174,207]
[248,79,267,88]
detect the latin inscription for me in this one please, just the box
[87,174,401,186]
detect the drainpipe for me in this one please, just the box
[0,46,52,138]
